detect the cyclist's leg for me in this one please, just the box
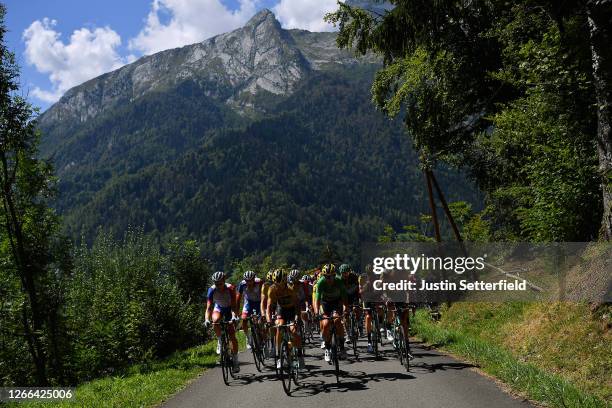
[400,308,410,341]
[321,302,334,345]
[333,306,345,338]
[226,313,238,354]
[280,307,300,348]
[275,309,285,352]
[354,303,362,324]
[241,302,252,345]
[364,303,373,342]
[211,309,223,337]
[333,306,348,359]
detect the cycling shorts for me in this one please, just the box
[321,301,342,316]
[214,306,232,322]
[241,300,261,318]
[276,306,296,322]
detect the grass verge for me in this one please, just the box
[412,308,610,408]
[6,332,246,408]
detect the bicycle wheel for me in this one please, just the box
[250,324,262,372]
[379,307,387,346]
[400,326,410,372]
[297,320,305,355]
[220,335,230,385]
[228,350,237,379]
[292,348,300,386]
[331,331,340,384]
[371,313,380,358]
[280,341,292,395]
[395,324,404,364]
[350,313,359,358]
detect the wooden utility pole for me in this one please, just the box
[430,171,462,243]
[424,169,442,242]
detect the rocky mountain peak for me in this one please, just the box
[38,8,376,127]
[244,8,279,29]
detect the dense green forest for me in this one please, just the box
[52,71,478,267]
[328,0,610,242]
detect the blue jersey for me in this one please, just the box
[206,284,235,309]
[237,278,262,303]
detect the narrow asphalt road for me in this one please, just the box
[162,336,533,408]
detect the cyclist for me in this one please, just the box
[360,265,383,353]
[236,270,263,350]
[288,269,309,328]
[311,269,327,349]
[300,274,315,336]
[313,263,348,362]
[339,264,362,343]
[385,268,412,357]
[205,271,240,373]
[260,269,275,357]
[266,268,305,369]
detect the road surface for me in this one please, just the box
[162,336,532,408]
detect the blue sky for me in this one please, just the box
[3,0,341,111]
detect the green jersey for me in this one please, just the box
[314,276,347,303]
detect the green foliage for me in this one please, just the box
[329,0,602,241]
[379,201,490,242]
[413,303,611,407]
[0,4,72,386]
[167,239,212,303]
[41,68,481,269]
[65,229,207,381]
[477,11,600,241]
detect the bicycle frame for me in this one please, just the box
[318,315,342,384]
[276,322,300,395]
[211,320,238,385]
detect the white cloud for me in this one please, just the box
[23,18,128,103]
[273,0,343,32]
[129,0,258,56]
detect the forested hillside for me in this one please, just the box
[38,42,480,268]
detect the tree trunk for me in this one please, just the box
[425,170,442,242]
[587,1,612,240]
[0,152,48,385]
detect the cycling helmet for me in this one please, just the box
[322,263,336,276]
[212,271,225,283]
[266,269,274,282]
[272,268,286,283]
[243,270,256,281]
[339,264,352,274]
[288,269,300,283]
[301,274,312,283]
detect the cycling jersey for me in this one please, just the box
[268,283,298,321]
[237,277,262,303]
[268,283,298,309]
[343,274,360,304]
[207,283,236,320]
[289,281,311,311]
[314,276,347,303]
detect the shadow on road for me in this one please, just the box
[231,364,417,396]
[411,361,477,373]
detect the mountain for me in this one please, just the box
[38,9,481,268]
[39,9,373,130]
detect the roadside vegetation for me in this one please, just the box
[6,334,246,408]
[413,303,611,407]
